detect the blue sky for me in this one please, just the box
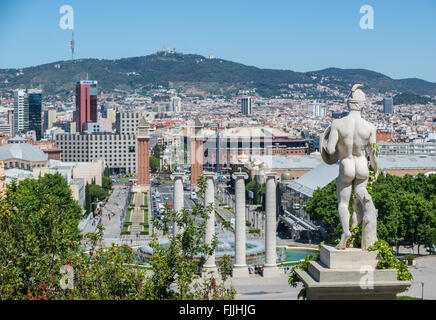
[0,0,435,82]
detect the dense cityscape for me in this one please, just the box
[0,1,435,310]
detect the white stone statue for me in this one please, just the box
[321,84,379,250]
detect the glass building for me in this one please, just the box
[383,97,394,114]
[28,90,42,140]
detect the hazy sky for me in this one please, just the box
[1,0,435,82]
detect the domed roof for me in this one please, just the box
[0,142,47,162]
[281,171,293,180]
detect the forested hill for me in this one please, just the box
[1,52,436,97]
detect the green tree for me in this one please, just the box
[0,173,235,300]
[102,176,113,191]
[149,156,160,172]
[148,175,234,299]
[305,180,340,239]
[0,173,82,299]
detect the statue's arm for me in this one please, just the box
[325,123,338,155]
[369,126,378,173]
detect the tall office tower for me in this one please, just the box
[43,109,57,132]
[13,89,29,135]
[28,89,42,140]
[308,103,326,117]
[383,97,394,114]
[8,110,14,136]
[107,109,116,124]
[76,80,98,133]
[241,97,252,115]
[170,96,182,113]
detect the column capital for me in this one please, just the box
[265,172,279,182]
[171,172,185,181]
[232,171,248,180]
[203,171,217,180]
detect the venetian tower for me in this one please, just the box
[137,118,150,190]
[190,118,204,187]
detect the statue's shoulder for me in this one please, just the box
[331,117,347,130]
[331,118,341,127]
[363,119,376,132]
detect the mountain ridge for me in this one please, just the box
[1,52,435,97]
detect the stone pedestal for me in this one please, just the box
[232,265,250,279]
[295,245,411,300]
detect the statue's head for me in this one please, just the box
[347,84,366,112]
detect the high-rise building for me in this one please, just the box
[76,80,98,133]
[13,89,29,135]
[241,97,252,115]
[28,89,42,140]
[55,111,140,174]
[383,97,394,114]
[170,96,182,113]
[308,103,326,117]
[7,109,14,136]
[43,109,57,133]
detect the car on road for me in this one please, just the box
[426,245,436,254]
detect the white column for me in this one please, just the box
[232,171,249,278]
[203,172,218,276]
[263,172,280,277]
[171,172,185,236]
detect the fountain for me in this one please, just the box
[134,230,316,265]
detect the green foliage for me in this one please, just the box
[85,181,109,215]
[305,179,340,239]
[146,174,234,300]
[70,225,147,300]
[396,296,420,300]
[149,156,160,172]
[403,254,415,265]
[102,176,113,191]
[152,144,165,159]
[391,93,436,106]
[347,225,362,248]
[0,173,82,299]
[368,240,413,281]
[0,173,235,300]
[287,247,321,299]
[220,255,232,283]
[245,179,265,205]
[2,53,436,98]
[308,173,436,250]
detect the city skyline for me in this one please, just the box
[0,0,436,82]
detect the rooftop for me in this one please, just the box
[0,140,48,162]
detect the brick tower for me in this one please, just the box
[137,118,150,188]
[190,118,204,187]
